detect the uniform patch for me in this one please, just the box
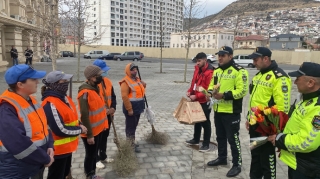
[312,116,320,130]
[266,74,272,81]
[228,69,232,74]
[306,99,313,106]
[242,75,247,82]
[282,85,288,93]
[277,73,283,77]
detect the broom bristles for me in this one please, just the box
[111,137,138,177]
[145,125,170,145]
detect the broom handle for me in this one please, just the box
[136,66,149,108]
[101,80,120,146]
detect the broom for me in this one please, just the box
[101,79,138,177]
[137,67,170,145]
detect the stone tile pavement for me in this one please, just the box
[0,59,299,179]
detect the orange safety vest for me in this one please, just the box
[0,90,49,159]
[120,76,145,101]
[77,89,107,137]
[41,96,79,155]
[98,77,112,108]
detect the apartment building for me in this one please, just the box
[0,0,54,70]
[170,30,235,49]
[86,0,183,47]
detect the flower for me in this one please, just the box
[249,116,257,125]
[270,106,279,115]
[256,114,264,123]
[263,108,271,115]
[257,104,264,111]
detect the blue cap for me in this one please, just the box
[288,62,320,77]
[93,59,110,72]
[215,46,233,55]
[248,47,272,59]
[5,64,46,85]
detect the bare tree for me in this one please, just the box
[59,0,107,81]
[182,0,206,82]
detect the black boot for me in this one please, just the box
[207,158,227,166]
[226,165,241,177]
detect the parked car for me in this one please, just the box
[114,51,144,61]
[84,50,109,59]
[233,55,255,68]
[99,53,121,60]
[191,54,217,63]
[60,51,74,57]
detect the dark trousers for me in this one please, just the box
[30,167,45,179]
[193,102,211,146]
[125,113,141,142]
[288,167,320,179]
[250,142,276,179]
[97,116,112,161]
[214,112,241,166]
[81,133,101,177]
[25,57,32,65]
[47,155,72,179]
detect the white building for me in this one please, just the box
[170,30,235,49]
[85,0,183,47]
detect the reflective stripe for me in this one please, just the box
[124,79,143,100]
[0,145,8,152]
[33,136,49,146]
[89,106,105,116]
[129,98,144,101]
[65,120,79,126]
[13,144,37,159]
[1,97,38,138]
[91,117,106,127]
[54,136,78,146]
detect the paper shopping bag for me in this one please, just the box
[173,97,188,118]
[186,102,206,124]
[177,101,192,124]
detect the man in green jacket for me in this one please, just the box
[207,46,249,177]
[268,62,320,179]
[247,47,292,179]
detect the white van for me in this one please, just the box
[84,50,109,59]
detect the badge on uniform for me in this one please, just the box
[312,116,320,130]
[282,85,288,93]
[242,75,247,82]
[306,99,313,106]
[228,69,232,74]
[266,74,271,81]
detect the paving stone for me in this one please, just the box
[147,168,162,175]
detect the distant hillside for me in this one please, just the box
[185,0,320,30]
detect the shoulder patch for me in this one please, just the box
[232,63,244,71]
[305,99,313,106]
[272,68,288,79]
[312,116,320,130]
[282,85,288,93]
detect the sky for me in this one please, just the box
[199,0,237,17]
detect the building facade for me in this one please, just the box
[235,35,268,49]
[269,34,304,50]
[0,0,55,70]
[85,0,183,47]
[170,30,234,49]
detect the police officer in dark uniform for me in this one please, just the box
[247,47,292,179]
[207,46,249,177]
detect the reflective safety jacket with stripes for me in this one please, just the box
[42,95,80,156]
[0,89,52,178]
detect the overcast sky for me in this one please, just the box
[199,0,237,17]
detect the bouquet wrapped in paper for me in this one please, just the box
[248,105,289,136]
[250,137,268,150]
[198,85,220,108]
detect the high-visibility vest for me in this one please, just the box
[42,96,79,155]
[98,77,112,108]
[0,90,49,159]
[120,76,145,102]
[77,89,107,137]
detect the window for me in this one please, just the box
[240,42,243,45]
[181,36,183,40]
[177,44,179,48]
[97,51,103,54]
[198,43,200,47]
[111,20,115,24]
[240,55,245,59]
[249,42,252,45]
[231,36,233,40]
[111,1,115,5]
[94,8,96,11]
[94,32,97,36]
[94,1,96,4]
[181,44,184,47]
[203,35,205,39]
[94,20,96,23]
[233,55,239,60]
[221,35,223,39]
[228,36,230,40]
[208,35,210,39]
[198,36,201,40]
[128,52,134,55]
[94,26,96,29]
[94,14,96,17]
[173,44,175,47]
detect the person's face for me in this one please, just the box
[196,58,206,68]
[253,56,268,70]
[130,68,137,77]
[89,75,101,83]
[58,79,68,83]
[294,76,316,93]
[12,46,15,49]
[218,54,232,65]
[17,79,39,94]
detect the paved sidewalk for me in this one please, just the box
[0,59,298,179]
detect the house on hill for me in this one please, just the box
[269,34,304,50]
[235,35,268,49]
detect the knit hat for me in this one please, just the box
[84,65,103,79]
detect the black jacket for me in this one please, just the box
[10,48,18,58]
